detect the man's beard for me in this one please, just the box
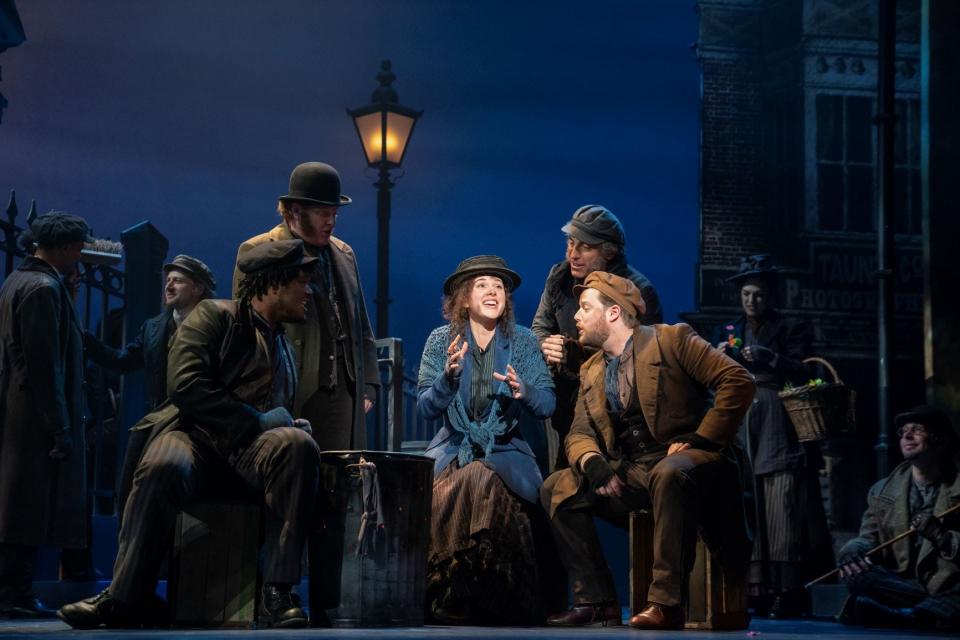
[578,320,609,350]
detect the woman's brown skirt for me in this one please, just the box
[427,460,548,625]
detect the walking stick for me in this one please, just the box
[804,501,960,589]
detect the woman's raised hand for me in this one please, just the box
[445,334,468,379]
[493,364,525,399]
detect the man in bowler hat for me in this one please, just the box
[59,240,322,629]
[83,253,217,517]
[532,205,662,469]
[542,271,753,629]
[233,162,379,452]
[0,212,91,617]
[837,405,960,630]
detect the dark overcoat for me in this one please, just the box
[711,311,813,474]
[232,223,379,450]
[0,257,87,548]
[84,309,174,414]
[129,298,297,461]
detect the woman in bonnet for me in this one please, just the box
[417,255,557,624]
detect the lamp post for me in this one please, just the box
[348,60,422,338]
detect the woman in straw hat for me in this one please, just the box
[417,255,558,624]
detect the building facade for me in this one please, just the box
[684,0,924,529]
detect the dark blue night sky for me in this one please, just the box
[1,1,700,362]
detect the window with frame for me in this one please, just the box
[814,94,920,235]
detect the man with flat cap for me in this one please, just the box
[0,212,92,618]
[59,240,322,629]
[83,253,217,516]
[233,162,378,452]
[542,271,754,629]
[836,405,960,630]
[532,205,662,469]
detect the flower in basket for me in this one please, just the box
[806,378,825,387]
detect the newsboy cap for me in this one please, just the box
[442,255,521,296]
[30,212,93,248]
[279,162,352,207]
[237,239,319,275]
[574,271,646,319]
[163,254,217,293]
[561,205,626,246]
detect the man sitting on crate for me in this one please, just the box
[836,405,960,631]
[542,272,755,630]
[58,240,322,630]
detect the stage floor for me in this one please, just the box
[0,616,955,639]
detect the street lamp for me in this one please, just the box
[348,60,422,338]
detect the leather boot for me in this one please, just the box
[57,590,168,629]
[546,603,622,626]
[260,584,307,629]
[628,602,684,630]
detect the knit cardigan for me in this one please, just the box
[417,323,555,503]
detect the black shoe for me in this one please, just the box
[260,584,307,629]
[0,595,57,619]
[57,590,168,629]
[546,603,622,627]
[853,595,916,629]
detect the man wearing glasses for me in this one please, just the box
[837,405,960,630]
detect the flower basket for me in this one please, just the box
[778,357,856,442]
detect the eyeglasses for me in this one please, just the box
[897,424,928,438]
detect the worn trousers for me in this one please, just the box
[846,565,960,625]
[110,427,320,603]
[546,448,749,608]
[300,352,357,452]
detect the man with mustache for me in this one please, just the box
[542,271,753,629]
[532,205,661,469]
[59,240,322,629]
[233,162,378,453]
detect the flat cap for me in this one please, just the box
[574,271,646,319]
[163,254,217,292]
[30,212,93,247]
[237,239,318,275]
[561,205,626,246]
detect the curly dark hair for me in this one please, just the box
[441,275,514,338]
[237,264,310,301]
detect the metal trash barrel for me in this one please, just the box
[310,450,433,627]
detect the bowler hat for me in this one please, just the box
[561,205,626,246]
[279,162,352,207]
[237,239,319,275]
[726,254,779,285]
[443,255,521,296]
[895,405,958,449]
[574,271,647,319]
[163,254,217,293]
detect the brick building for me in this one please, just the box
[683,0,924,529]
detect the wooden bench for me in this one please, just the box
[168,501,261,628]
[629,510,749,630]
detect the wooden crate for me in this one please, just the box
[629,510,749,630]
[169,501,261,628]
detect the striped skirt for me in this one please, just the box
[426,460,540,625]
